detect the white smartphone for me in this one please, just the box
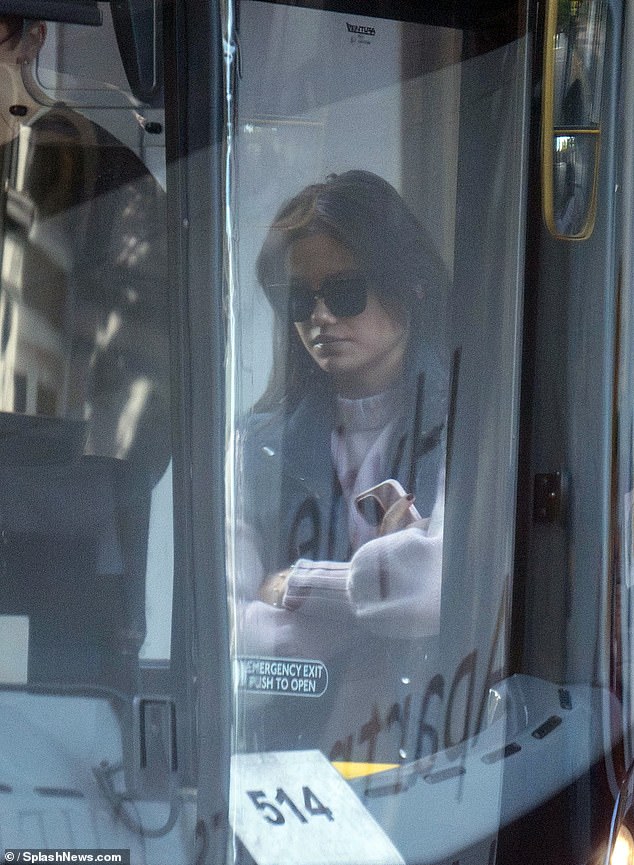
[354,479,421,526]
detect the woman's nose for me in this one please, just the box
[310,295,337,324]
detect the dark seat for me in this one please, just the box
[0,414,151,695]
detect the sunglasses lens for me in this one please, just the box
[323,276,367,318]
[288,281,314,322]
[268,281,308,321]
[278,274,369,322]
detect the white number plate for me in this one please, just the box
[230,750,405,865]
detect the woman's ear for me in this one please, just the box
[18,21,46,64]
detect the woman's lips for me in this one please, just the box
[310,334,346,348]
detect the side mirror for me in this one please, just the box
[542,0,608,240]
[0,0,101,24]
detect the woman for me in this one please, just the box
[235,170,448,761]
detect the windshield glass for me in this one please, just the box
[226,1,529,861]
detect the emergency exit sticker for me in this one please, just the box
[230,750,405,865]
[236,656,328,697]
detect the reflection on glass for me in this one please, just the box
[552,132,598,236]
[0,12,171,682]
[0,18,170,474]
[553,0,607,129]
[0,10,188,863]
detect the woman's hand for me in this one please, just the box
[379,494,429,536]
[259,569,292,607]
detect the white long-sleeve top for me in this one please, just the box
[236,486,443,660]
[235,387,444,658]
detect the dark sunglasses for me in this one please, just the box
[270,272,368,322]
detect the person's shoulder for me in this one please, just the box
[414,339,447,377]
[239,407,285,454]
[410,341,448,411]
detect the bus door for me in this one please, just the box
[223,0,534,862]
[218,0,634,862]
